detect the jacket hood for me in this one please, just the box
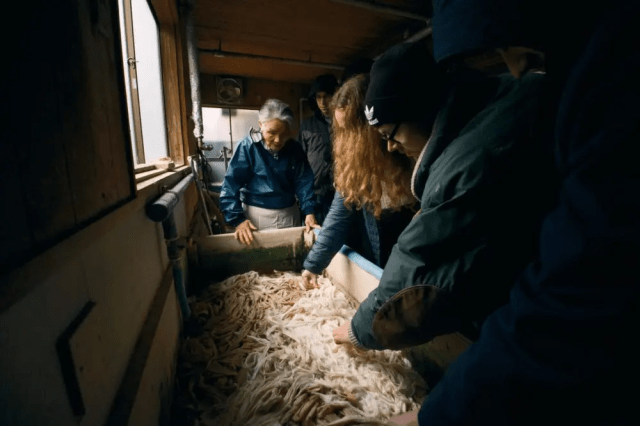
[432,0,548,63]
[431,0,604,66]
[308,74,340,109]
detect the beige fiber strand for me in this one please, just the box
[172,271,426,426]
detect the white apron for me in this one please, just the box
[243,204,301,230]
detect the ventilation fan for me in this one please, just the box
[216,77,243,104]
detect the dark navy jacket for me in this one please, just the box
[349,72,556,351]
[303,191,414,273]
[419,1,640,425]
[219,134,315,227]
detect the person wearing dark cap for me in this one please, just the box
[299,74,340,225]
[388,1,640,426]
[333,40,558,378]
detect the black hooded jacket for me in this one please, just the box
[298,110,334,198]
[419,1,640,425]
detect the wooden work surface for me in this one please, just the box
[193,226,471,386]
[193,226,315,283]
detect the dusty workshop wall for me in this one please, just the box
[0,0,196,425]
[0,196,187,426]
[0,0,136,276]
[200,75,312,128]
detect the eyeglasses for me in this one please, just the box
[381,122,401,143]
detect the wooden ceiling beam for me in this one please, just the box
[199,54,342,83]
[200,49,345,70]
[149,0,178,24]
[194,0,409,42]
[196,26,363,64]
[328,0,429,21]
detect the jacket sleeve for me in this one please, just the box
[293,148,316,216]
[219,143,252,227]
[418,11,640,425]
[350,135,545,350]
[303,192,355,274]
[349,183,486,350]
[298,122,309,154]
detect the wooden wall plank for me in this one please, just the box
[160,24,186,165]
[105,265,174,426]
[127,285,181,426]
[62,0,133,225]
[0,146,34,272]
[177,16,197,164]
[150,0,178,24]
[0,168,189,315]
[16,1,78,246]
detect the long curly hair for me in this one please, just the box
[332,74,415,218]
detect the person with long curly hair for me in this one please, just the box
[301,74,417,289]
[333,41,558,374]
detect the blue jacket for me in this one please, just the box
[419,1,640,425]
[303,192,414,273]
[219,134,315,227]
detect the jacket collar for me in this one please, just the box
[410,104,451,200]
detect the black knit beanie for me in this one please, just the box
[364,41,448,127]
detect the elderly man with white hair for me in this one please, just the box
[220,99,318,245]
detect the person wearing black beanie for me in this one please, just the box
[400,1,640,426]
[363,42,449,158]
[332,40,559,420]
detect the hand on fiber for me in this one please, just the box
[301,270,319,289]
[332,322,351,345]
[234,220,257,245]
[305,214,321,232]
[387,409,419,426]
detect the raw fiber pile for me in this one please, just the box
[172,271,426,426]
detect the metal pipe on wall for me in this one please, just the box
[184,0,204,148]
[199,49,345,71]
[162,214,191,319]
[146,173,195,222]
[147,172,197,320]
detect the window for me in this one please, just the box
[117,0,169,165]
[203,107,260,185]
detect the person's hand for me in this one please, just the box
[333,322,351,345]
[234,220,257,245]
[305,214,321,232]
[301,270,319,289]
[387,409,419,426]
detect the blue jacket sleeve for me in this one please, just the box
[303,192,355,274]
[418,8,640,425]
[293,147,316,216]
[219,143,252,227]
